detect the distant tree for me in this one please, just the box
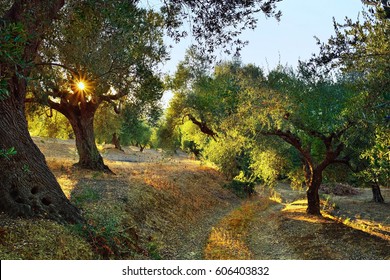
[111,132,124,152]
[120,105,157,152]
[94,104,122,144]
[358,130,389,202]
[166,49,264,141]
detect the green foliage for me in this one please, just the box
[223,171,256,198]
[358,130,390,186]
[250,147,288,187]
[160,8,389,198]
[27,0,165,156]
[203,136,244,180]
[162,0,281,58]
[35,0,166,101]
[179,120,208,155]
[0,147,17,159]
[27,107,73,139]
[309,8,390,188]
[0,21,28,99]
[287,167,306,191]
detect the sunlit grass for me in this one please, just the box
[269,189,283,203]
[281,198,390,241]
[282,199,334,224]
[205,227,252,260]
[57,175,77,199]
[204,198,269,260]
[322,212,390,241]
[41,142,238,259]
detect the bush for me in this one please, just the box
[223,178,255,198]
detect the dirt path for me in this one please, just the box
[247,201,302,259]
[204,183,390,260]
[247,185,390,260]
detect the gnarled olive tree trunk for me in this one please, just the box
[0,0,83,223]
[49,98,112,173]
[0,87,82,223]
[67,106,110,172]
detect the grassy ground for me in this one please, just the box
[0,137,241,259]
[204,184,390,260]
[1,137,389,260]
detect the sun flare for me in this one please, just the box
[77,81,86,91]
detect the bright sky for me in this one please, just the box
[158,0,366,106]
[160,0,366,74]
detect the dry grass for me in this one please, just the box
[247,185,390,260]
[0,137,240,260]
[323,212,390,241]
[0,214,95,259]
[204,198,270,259]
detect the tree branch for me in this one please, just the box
[34,62,79,77]
[186,114,218,140]
[261,129,313,165]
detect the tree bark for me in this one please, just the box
[371,182,385,203]
[186,114,218,140]
[65,105,111,172]
[0,0,84,223]
[111,133,124,152]
[306,169,322,215]
[0,95,83,223]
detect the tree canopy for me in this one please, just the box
[27,0,166,171]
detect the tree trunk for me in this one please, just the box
[66,106,111,172]
[306,170,322,215]
[111,133,124,151]
[371,182,385,203]
[0,96,83,224]
[0,0,83,224]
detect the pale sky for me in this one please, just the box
[158,0,366,106]
[160,0,366,74]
